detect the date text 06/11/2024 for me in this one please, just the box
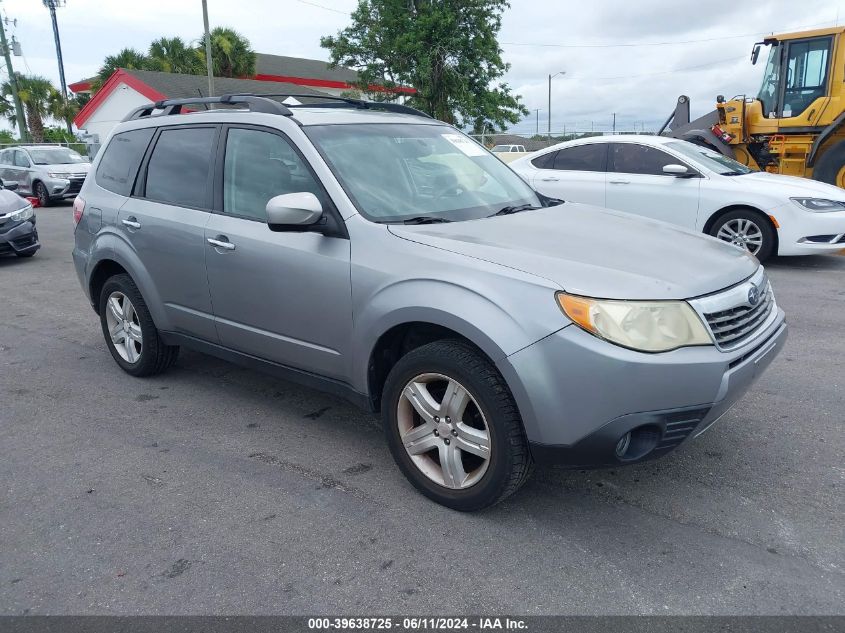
[307,617,528,630]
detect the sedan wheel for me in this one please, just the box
[105,291,143,363]
[397,373,491,489]
[709,209,776,261]
[716,218,764,255]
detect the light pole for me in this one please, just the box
[532,108,540,136]
[42,0,71,134]
[201,0,214,98]
[0,15,27,141]
[548,71,565,138]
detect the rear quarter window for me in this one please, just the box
[95,128,155,196]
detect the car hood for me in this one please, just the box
[388,203,759,300]
[722,171,845,199]
[38,162,90,174]
[0,189,29,213]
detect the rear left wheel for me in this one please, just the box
[382,340,532,511]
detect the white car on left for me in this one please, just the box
[509,135,845,261]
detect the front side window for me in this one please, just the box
[96,128,155,196]
[782,37,831,118]
[144,127,216,208]
[306,123,539,223]
[608,144,678,176]
[756,44,781,116]
[551,144,607,172]
[223,127,329,221]
[13,151,30,168]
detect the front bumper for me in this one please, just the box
[775,207,845,256]
[43,175,86,199]
[0,218,39,256]
[497,310,787,467]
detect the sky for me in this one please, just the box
[1,0,842,135]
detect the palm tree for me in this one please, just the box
[148,37,203,75]
[6,74,59,143]
[199,27,256,78]
[97,48,150,84]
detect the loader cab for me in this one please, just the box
[753,34,833,121]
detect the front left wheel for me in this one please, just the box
[34,182,52,208]
[381,340,533,511]
[98,274,179,377]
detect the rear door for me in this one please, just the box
[530,143,607,206]
[203,124,352,380]
[118,125,219,341]
[604,142,701,228]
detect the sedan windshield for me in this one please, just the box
[28,148,86,165]
[306,123,540,223]
[665,141,754,176]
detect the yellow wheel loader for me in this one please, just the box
[660,26,845,187]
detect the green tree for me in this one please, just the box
[199,27,256,78]
[148,36,203,75]
[96,48,150,85]
[320,0,527,131]
[1,74,59,143]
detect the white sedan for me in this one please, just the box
[509,135,845,261]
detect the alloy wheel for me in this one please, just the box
[716,218,763,255]
[105,291,143,363]
[397,373,491,489]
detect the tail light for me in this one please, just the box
[73,196,85,228]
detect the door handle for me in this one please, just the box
[541,176,560,182]
[122,217,141,229]
[207,236,236,251]
[609,180,630,185]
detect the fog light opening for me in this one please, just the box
[616,425,661,462]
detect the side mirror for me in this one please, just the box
[663,164,690,176]
[751,44,760,65]
[266,192,323,231]
[3,181,19,191]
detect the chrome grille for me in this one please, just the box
[703,281,773,349]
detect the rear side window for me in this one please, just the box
[608,144,677,176]
[145,127,216,208]
[96,128,155,195]
[531,151,557,169]
[552,144,607,172]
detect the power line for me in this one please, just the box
[501,18,839,49]
[293,0,350,15]
[591,55,746,81]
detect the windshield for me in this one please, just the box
[666,141,754,175]
[306,123,540,223]
[490,145,511,152]
[756,43,780,116]
[27,148,85,165]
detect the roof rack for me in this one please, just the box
[242,93,432,119]
[122,94,293,122]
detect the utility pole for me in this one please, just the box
[0,13,27,141]
[612,112,617,133]
[548,71,565,138]
[201,0,214,98]
[43,1,71,133]
[532,108,540,136]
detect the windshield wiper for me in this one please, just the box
[721,171,747,176]
[401,216,452,224]
[489,204,541,217]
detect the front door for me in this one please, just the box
[604,143,701,229]
[118,125,219,341]
[204,125,352,380]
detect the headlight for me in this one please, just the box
[790,198,845,212]
[557,292,712,352]
[47,172,69,179]
[7,204,34,223]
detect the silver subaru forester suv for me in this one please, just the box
[72,94,787,511]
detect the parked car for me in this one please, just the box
[491,144,526,153]
[73,96,786,511]
[510,135,845,261]
[0,182,39,258]
[0,145,90,207]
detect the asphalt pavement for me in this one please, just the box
[1,204,843,614]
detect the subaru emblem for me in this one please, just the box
[747,284,760,306]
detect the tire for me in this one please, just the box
[34,181,52,207]
[381,340,533,511]
[98,273,179,377]
[709,209,776,262]
[814,140,845,188]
